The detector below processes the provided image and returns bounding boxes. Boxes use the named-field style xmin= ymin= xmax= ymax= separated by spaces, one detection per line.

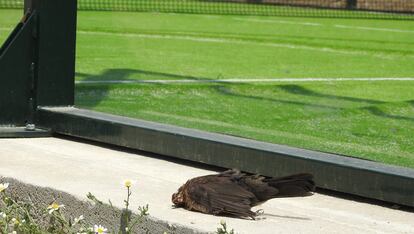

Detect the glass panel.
xmin=73 ymin=3 xmax=414 ymax=169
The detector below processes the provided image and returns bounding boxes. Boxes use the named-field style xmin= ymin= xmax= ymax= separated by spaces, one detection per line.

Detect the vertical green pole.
xmin=34 ymin=0 xmax=77 ymax=107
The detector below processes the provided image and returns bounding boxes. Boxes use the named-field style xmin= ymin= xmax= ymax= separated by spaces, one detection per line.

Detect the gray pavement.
xmin=0 ymin=137 xmax=413 ymax=234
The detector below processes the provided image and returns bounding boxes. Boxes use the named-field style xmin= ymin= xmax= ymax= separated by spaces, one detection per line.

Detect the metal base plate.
xmin=0 ymin=127 xmax=51 ymax=138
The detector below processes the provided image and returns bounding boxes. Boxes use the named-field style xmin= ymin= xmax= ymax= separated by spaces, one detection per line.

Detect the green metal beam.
xmin=0 ymin=12 xmax=36 ymax=126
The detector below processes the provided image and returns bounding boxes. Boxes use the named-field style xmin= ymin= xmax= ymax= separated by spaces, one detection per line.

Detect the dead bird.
xmin=172 ymin=169 xmax=315 ymax=219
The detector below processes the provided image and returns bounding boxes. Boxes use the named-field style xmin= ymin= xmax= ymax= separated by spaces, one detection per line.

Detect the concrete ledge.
xmin=37 ymin=106 xmax=414 ymax=207
xmin=1 ymin=137 xmax=414 ymax=234
xmin=0 ymin=177 xmax=201 ymax=234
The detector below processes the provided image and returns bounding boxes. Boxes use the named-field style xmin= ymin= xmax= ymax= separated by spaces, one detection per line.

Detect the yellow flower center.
xmin=97 ymin=227 xmax=105 ymax=233
xmin=48 ymin=202 xmax=60 ymax=210
xmin=124 ymin=180 xmax=132 ymax=188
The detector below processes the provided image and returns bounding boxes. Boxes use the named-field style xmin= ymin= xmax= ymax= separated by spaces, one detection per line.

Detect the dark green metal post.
xmin=34 ymin=0 xmax=77 ymax=107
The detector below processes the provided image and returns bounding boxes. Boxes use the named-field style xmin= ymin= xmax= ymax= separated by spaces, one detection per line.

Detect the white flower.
xmin=11 ymin=218 xmax=19 ymax=225
xmin=94 ymin=224 xmax=108 ymax=234
xmin=72 ymin=215 xmax=84 ymax=226
xmin=0 ymin=183 xmax=9 ymax=192
xmin=125 ymin=227 xmax=129 ymax=232
xmin=47 ymin=202 xmax=65 ymax=214
xmin=123 ymin=179 xmax=135 ymax=188
xmin=220 ymin=220 xmax=226 ymax=226
xmin=75 ymin=215 xmax=84 ymax=222
xmin=0 ymin=212 xmax=6 ymax=218
xmin=9 ymin=231 xmax=17 ymax=234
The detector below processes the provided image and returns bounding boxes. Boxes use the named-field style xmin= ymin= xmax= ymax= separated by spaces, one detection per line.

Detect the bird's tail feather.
xmin=265 ymin=173 xmax=315 ymax=197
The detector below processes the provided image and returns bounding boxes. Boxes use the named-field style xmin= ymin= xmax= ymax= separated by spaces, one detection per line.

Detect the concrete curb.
xmin=0 ymin=176 xmax=205 ymax=234
xmin=37 ymin=106 xmax=414 ymax=207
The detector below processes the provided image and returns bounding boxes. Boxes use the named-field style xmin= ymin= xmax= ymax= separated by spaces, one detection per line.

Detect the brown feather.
xmin=172 ymin=169 xmax=315 ymax=219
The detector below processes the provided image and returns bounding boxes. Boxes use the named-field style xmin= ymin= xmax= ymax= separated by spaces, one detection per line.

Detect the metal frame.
xmin=0 ymin=0 xmax=76 ymax=126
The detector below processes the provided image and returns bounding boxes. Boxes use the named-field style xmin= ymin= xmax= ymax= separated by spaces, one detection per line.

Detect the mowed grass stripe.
xmin=5 ymin=10 xmax=414 ymax=81
xmin=333 ymin=25 xmax=414 ymax=33
xmin=233 ymin=17 xmax=414 ymax=33
xmin=77 ymin=30 xmax=414 ymax=60
xmin=76 ymin=78 xmax=414 ymax=84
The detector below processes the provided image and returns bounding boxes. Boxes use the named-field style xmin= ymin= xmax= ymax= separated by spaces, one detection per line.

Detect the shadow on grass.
xmin=278 ymin=84 xmax=384 ymax=105
xmin=363 ymin=106 xmax=414 ymax=122
xmin=75 ymin=68 xmax=226 ymax=108
xmin=214 ymin=85 xmax=344 ymax=110
xmin=277 ymin=85 xmax=414 ymax=121
xmin=76 ymin=69 xmax=209 ymax=81
xmin=75 ymin=68 xmax=414 ymax=122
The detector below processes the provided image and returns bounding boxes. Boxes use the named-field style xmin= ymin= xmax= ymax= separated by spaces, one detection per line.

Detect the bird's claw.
xmin=255 ymin=209 xmax=264 ymax=215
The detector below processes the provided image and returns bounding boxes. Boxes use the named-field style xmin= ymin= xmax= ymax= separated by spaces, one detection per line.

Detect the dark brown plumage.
xmin=172 ymin=169 xmax=315 ymax=219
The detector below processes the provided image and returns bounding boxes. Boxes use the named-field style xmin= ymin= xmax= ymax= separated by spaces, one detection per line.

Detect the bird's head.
xmin=172 ymin=186 xmax=184 ymax=207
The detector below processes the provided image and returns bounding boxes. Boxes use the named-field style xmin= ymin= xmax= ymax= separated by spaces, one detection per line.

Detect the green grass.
xmin=72 ymin=11 xmax=414 ymax=79
xmin=1 ymin=9 xmax=414 ymax=168
xmin=76 ymin=82 xmax=414 ymax=168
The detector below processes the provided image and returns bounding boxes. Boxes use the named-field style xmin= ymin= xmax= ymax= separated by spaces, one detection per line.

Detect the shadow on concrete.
xmin=262 ymin=213 xmax=311 ymax=221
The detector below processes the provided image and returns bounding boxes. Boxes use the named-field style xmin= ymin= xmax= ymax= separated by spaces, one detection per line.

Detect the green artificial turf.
xmin=1 ymin=9 xmax=414 ymax=168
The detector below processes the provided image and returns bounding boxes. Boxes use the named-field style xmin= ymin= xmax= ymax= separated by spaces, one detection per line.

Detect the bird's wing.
xmin=186 ymin=177 xmax=257 ymax=218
